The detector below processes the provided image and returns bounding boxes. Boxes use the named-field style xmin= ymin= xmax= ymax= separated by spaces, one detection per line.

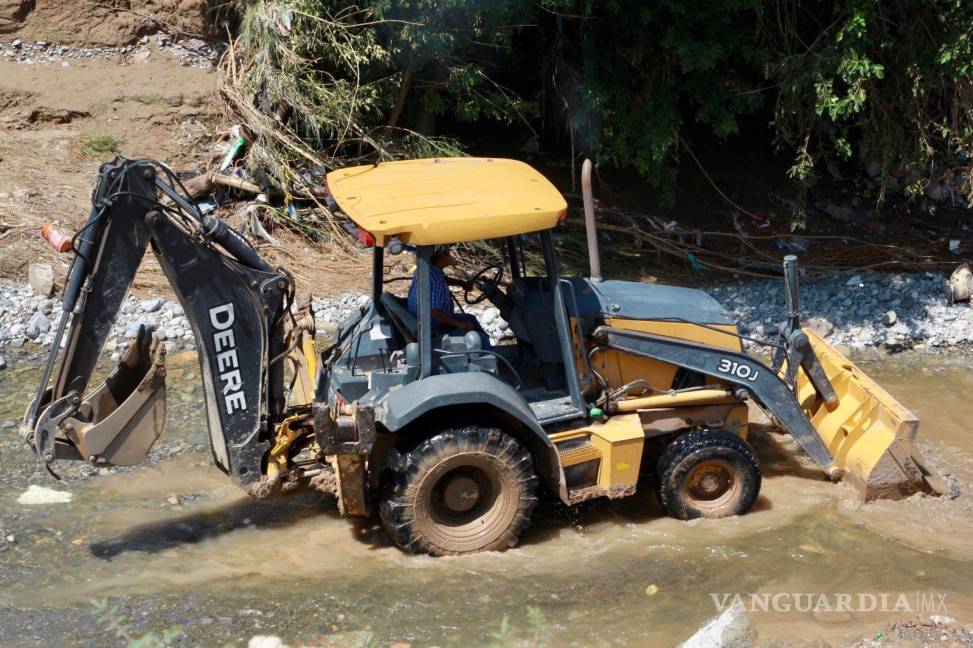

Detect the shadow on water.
xmin=89 ymin=492 xmax=341 ymax=559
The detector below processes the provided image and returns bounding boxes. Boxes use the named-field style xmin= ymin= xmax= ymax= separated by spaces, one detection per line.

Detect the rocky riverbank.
xmin=1 ymin=269 xmax=970 ymax=369
xmin=0 ymin=34 xmax=223 ymax=69
xmin=713 ymin=270 xmax=973 ymax=352
xmin=0 ymin=279 xmax=372 ymax=366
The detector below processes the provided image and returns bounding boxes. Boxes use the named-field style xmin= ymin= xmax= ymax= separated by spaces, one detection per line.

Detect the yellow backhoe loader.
xmin=22 ymin=156 xmax=945 ymax=555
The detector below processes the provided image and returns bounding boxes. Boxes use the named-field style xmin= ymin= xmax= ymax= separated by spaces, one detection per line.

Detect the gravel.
xmin=0 ymin=280 xmax=366 ymax=356
xmin=2 ymin=269 xmax=970 ymax=359
xmin=0 ymin=34 xmax=224 ymax=69
xmin=710 ymin=270 xmax=973 ymax=352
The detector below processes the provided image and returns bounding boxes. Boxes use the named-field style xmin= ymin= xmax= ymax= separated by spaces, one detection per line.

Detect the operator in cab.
xmin=407 ymin=246 xmax=492 ymax=349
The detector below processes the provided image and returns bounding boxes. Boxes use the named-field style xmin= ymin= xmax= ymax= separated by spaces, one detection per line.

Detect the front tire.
xmin=656 ymin=429 xmax=761 ymax=520
xmin=380 ymin=425 xmax=538 ymax=555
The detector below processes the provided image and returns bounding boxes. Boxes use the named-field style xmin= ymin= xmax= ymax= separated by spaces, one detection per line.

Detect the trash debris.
xmin=678 ymin=603 xmax=755 ymax=648
xmin=750 ymin=210 xmax=771 ymax=229
xmin=945 ymin=264 xmax=972 ymax=303
xmin=212 ymin=173 xmax=262 ymax=195
xmin=17 ymin=485 xmax=73 ymax=505
xmin=41 ymin=222 xmax=72 ymax=253
xmin=777 ymin=238 xmax=809 ymax=253
xmin=240 ymin=203 xmax=279 ymax=246
xmin=845 ymin=275 xmax=863 ymax=287
xmin=219 ymin=125 xmax=247 ymax=172
xmin=196 ymin=197 xmax=219 ymax=215
xmin=28 ymin=263 xmax=54 ymax=297
xmin=882 ymin=310 xmax=897 ymax=326
xmin=949 ymin=239 xmax=961 ymax=254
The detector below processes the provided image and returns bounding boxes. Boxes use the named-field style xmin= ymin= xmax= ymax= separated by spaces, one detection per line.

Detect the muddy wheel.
xmin=379 ymin=425 xmax=538 ymax=556
xmin=656 ymin=429 xmax=761 ymax=520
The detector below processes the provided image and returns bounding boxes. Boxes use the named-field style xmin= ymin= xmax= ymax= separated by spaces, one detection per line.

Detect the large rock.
xmin=26 ymin=311 xmax=50 ymax=339
xmin=678 ymin=604 xmax=754 ymax=648
xmin=28 ymin=262 xmax=54 ymax=297
xmin=140 ymin=297 xmax=164 ymax=313
xmin=17 ymin=484 xmax=73 ymax=505
xmin=248 ymin=637 xmax=284 ymax=648
xmin=804 ymin=316 xmax=834 ymax=339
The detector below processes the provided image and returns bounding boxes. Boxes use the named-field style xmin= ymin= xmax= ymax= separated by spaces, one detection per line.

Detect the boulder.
xmin=17 ymin=485 xmax=73 ymax=505
xmin=678 ymin=604 xmax=754 ymax=648
xmin=26 ymin=311 xmax=50 ymax=339
xmin=248 ymin=637 xmax=284 ymax=648
xmin=804 ymin=316 xmax=834 ymax=338
xmin=140 ymin=297 xmax=165 ymax=313
xmin=28 ymin=263 xmax=54 ymax=297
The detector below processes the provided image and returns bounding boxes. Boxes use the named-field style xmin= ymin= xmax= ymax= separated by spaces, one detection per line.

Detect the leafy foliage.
xmin=489 ymin=605 xmax=549 ymax=647
xmin=80 ymin=135 xmax=124 ymax=159
xmin=536 ymin=0 xmax=766 ymax=201
xmin=220 ymin=1 xmax=973 ymax=213
xmin=90 ymin=598 xmax=182 ymax=648
xmin=764 ymin=0 xmax=973 ymax=210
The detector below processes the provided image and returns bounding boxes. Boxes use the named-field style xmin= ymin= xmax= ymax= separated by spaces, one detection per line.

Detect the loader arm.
xmin=592 ymin=322 xmax=945 ymax=499
xmin=591 ymin=326 xmax=837 ymax=473
xmin=24 ymin=157 xmax=291 ymax=486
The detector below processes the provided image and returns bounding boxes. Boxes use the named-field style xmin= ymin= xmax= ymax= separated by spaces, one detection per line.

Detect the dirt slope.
xmin=0 ymin=54 xmax=217 ymax=289
xmin=0 ymin=0 xmax=212 ymax=45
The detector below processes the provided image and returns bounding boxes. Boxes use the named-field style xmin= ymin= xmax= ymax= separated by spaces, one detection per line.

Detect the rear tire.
xmin=379 ymin=425 xmax=538 ymax=556
xmin=656 ymin=429 xmax=761 ymax=520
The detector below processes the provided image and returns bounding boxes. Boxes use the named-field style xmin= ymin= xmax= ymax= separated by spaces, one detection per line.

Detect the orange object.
xmin=42 ymin=223 xmax=72 ymax=253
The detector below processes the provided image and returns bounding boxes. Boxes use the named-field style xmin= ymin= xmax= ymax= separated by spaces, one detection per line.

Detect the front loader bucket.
xmin=60 ymin=327 xmax=167 ymax=467
xmin=795 ymin=328 xmax=947 ymax=500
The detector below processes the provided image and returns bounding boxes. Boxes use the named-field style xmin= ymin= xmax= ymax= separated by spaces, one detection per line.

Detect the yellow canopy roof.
xmin=326 ymin=157 xmax=567 ymax=246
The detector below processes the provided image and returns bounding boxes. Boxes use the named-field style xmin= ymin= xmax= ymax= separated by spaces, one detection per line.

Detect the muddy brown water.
xmin=1 ymin=351 xmax=972 ymax=647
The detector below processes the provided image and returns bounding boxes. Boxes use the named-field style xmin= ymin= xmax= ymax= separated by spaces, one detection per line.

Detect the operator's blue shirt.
xmin=408 ymin=264 xmax=453 ymax=316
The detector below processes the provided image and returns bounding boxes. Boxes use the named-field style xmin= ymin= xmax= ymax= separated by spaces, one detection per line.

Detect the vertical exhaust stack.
xmin=783 ymin=254 xmax=800 ymax=331
xmin=581 ymin=159 xmax=602 ymax=283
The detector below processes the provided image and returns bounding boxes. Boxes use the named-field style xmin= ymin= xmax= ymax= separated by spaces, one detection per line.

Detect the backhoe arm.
xmin=24 ymin=157 xmax=291 ymax=487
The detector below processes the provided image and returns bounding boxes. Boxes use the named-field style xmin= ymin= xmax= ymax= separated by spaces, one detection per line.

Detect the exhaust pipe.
xmin=783 ymin=254 xmax=800 ymax=330
xmin=581 ymin=159 xmax=602 ymax=283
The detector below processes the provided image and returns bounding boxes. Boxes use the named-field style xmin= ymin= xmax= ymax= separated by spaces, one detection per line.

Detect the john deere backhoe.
xmin=22 ymin=156 xmax=945 ymax=555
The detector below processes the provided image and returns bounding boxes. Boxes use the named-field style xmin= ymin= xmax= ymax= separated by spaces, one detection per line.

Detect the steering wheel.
xmin=464 ymin=263 xmax=504 ymax=305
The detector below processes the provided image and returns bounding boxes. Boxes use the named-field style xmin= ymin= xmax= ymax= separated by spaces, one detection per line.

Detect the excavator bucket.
xmin=794 ymin=327 xmax=947 ymax=500
xmin=58 ymin=327 xmax=167 ymax=467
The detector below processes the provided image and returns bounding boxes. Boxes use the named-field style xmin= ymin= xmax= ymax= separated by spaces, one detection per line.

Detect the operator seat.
xmin=380 ymin=293 xmax=417 ymax=343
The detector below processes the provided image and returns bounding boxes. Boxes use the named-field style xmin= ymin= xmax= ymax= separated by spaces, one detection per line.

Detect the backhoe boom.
xmin=23 ymin=157 xmax=290 ymax=486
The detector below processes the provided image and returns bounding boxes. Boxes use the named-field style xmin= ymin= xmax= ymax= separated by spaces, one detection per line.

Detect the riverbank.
xmin=1 ymin=267 xmax=970 ymax=366
xmin=714 ymin=270 xmax=973 ymax=352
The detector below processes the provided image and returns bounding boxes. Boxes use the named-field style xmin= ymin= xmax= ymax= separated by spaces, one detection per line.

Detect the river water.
xmin=0 ymin=351 xmax=971 ymax=646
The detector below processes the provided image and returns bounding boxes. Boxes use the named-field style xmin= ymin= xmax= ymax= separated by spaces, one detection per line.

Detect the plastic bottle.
xmin=41 ymin=222 xmax=72 ymax=253
xmin=219 ymin=125 xmax=247 ymax=172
